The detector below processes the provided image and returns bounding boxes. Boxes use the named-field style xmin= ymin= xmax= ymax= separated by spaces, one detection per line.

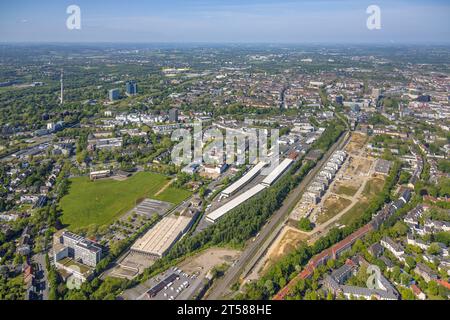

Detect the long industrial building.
xmin=221 ymin=162 xmax=267 ymax=198
xmin=206 ymin=184 xmax=267 ymax=223
xmin=261 ymin=158 xmax=293 ymax=187
xmin=130 ymin=210 xmax=198 ymax=259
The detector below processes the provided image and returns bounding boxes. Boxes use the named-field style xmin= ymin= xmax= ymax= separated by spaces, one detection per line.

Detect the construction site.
xmin=289 ymin=132 xmax=379 ymax=228
xmin=241 ymin=132 xmax=396 ymax=283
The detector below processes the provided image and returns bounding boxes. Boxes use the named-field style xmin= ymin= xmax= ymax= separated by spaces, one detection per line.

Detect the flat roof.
xmin=261 ymin=158 xmax=293 ymax=186
xmin=206 ymin=184 xmax=267 ymax=223
xmin=221 ymin=162 xmax=266 ymax=196
xmin=90 ymin=170 xmax=110 ymax=175
xmin=131 ymin=215 xmax=193 ymax=257
xmin=375 ymin=159 xmax=392 ymax=174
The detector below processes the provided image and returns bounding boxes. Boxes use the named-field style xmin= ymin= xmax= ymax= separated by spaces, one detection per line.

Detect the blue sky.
xmin=0 ymin=0 xmax=449 ymax=43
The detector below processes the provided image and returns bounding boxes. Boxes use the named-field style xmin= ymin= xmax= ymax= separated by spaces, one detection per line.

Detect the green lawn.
xmin=59 ymin=172 xmax=191 ymax=230
xmin=362 ymin=178 xmax=385 ymax=197
xmin=154 ymin=187 xmax=192 ymax=204
xmin=338 ymin=200 xmax=370 ymax=226
xmin=339 ymin=178 xmax=386 ymax=226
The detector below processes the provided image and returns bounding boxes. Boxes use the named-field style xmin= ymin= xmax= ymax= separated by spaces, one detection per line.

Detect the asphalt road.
xmin=32 ymin=253 xmax=49 ymax=300
xmin=206 ymin=131 xmax=350 ymax=300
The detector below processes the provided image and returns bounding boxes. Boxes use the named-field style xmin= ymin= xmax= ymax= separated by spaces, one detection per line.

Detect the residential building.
xmin=126 ymin=80 xmax=138 ymax=96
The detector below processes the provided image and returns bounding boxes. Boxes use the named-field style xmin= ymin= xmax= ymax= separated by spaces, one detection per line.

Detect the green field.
xmin=59 ymin=172 xmax=191 ymax=230
xmin=362 ymin=177 xmax=385 ymax=197
xmin=339 ymin=178 xmax=386 ymax=226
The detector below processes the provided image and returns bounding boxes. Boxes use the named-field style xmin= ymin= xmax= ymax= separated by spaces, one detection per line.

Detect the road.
xmin=206 ymin=131 xmax=350 ymax=300
xmin=32 ymin=253 xmax=49 ymax=300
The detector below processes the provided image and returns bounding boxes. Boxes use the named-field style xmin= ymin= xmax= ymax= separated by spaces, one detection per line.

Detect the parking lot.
xmin=120 ymin=248 xmax=239 ymax=300
xmin=139 ymin=267 xmax=200 ymax=300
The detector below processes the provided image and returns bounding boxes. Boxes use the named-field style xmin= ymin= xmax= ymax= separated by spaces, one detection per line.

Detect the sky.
xmin=0 ymin=0 xmax=449 ymax=43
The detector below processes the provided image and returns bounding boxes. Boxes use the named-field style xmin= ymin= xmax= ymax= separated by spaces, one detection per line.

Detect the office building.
xmin=126 ymin=80 xmax=138 ymax=96
xmin=109 ymin=88 xmax=120 ymax=101
xmin=54 ymin=231 xmax=102 ymax=267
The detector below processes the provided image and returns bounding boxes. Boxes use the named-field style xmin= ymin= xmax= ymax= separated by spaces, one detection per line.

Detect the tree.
xmin=298 ymin=218 xmax=313 ymax=231
xmin=438 ymin=284 xmax=449 ymax=299
xmin=326 ymin=259 xmax=336 ymax=270
xmin=400 ymin=288 xmax=415 ymax=300
xmin=405 ymin=256 xmax=416 ymax=269
xmin=427 ymin=281 xmax=438 ymax=296
xmin=76 ymin=150 xmax=88 ymax=164
xmin=391 ymin=221 xmax=408 ymax=237
xmin=264 ymin=280 xmax=275 ymax=296
xmin=400 ymin=273 xmax=412 ymax=286
xmin=326 ymin=291 xmax=333 ymax=300
xmin=437 ymin=160 xmax=450 ymax=174
xmin=198 ymin=187 xmax=206 ymax=199
xmin=427 ymin=243 xmax=441 ymax=256
xmin=391 ymin=266 xmax=401 ymax=283
xmin=398 ymin=171 xmax=412 ymax=184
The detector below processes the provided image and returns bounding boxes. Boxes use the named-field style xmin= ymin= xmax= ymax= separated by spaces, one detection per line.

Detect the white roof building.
xmin=221 ymin=162 xmax=267 ymax=198
xmin=206 ymin=184 xmax=267 ymax=223
xmin=261 ymin=159 xmax=293 ymax=187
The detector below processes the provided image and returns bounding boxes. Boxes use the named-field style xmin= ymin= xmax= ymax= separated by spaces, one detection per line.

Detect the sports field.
xmin=59 ymin=172 xmax=191 ymax=229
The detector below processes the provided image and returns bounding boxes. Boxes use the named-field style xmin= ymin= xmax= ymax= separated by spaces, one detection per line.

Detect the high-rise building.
xmin=169 ymin=108 xmax=179 ymax=123
xmin=109 ymin=88 xmax=120 ymax=101
xmin=126 ymin=80 xmax=138 ymax=96
xmin=60 ymin=69 xmax=64 ymax=105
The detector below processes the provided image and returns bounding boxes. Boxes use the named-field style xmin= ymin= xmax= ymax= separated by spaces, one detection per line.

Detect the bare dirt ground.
xmin=312 ymin=132 xmax=378 ymax=225
xmin=154 ymin=178 xmax=175 ymax=197
xmin=333 ymin=156 xmax=373 ymax=195
xmin=178 ymin=248 xmax=240 ymax=277
xmin=344 ymin=132 xmax=368 ymax=155
xmin=316 ymin=195 xmax=352 ymax=224
xmin=260 ymin=226 xmax=308 ymax=273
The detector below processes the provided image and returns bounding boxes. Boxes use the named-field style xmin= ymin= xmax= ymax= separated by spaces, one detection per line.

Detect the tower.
xmin=60 ymin=69 xmax=64 ymax=105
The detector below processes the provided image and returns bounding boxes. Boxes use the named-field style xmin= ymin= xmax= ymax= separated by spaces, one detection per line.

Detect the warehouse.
xmin=221 ymin=162 xmax=267 ymax=198
xmin=131 ymin=210 xmax=198 ymax=259
xmin=206 ymin=184 xmax=267 ymax=223
xmin=260 ymin=158 xmax=294 ymax=187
